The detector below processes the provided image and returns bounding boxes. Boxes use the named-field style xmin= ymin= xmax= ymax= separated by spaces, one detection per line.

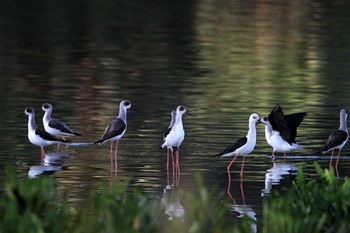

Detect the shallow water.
xmin=1 ymin=0 xmax=350 ymax=229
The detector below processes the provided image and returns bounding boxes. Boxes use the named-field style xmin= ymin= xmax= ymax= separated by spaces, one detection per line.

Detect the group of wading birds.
xmin=24 ymin=100 xmax=349 ymax=180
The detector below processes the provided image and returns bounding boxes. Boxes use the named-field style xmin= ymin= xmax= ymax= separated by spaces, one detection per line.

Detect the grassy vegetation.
xmin=0 ymin=164 xmax=349 ymax=232
xmin=263 ymin=162 xmax=350 ymax=233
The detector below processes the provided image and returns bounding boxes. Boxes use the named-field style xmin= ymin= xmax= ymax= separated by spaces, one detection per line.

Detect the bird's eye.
xmin=263 ymin=117 xmax=268 ymax=121
xmin=123 ymin=101 xmax=130 ymax=106
xmin=179 ymin=106 xmax=185 ymax=111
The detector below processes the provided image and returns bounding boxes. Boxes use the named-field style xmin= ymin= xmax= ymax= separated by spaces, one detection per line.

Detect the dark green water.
xmin=1 ymin=0 xmax=350 ymax=229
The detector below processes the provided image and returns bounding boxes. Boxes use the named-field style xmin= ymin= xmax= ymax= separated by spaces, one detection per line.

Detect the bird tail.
xmin=291 ymin=143 xmax=304 ymax=150
xmin=213 ymin=152 xmax=223 ymax=158
xmin=315 ymin=146 xmax=328 ymax=155
xmin=93 ymin=140 xmax=104 ymax=145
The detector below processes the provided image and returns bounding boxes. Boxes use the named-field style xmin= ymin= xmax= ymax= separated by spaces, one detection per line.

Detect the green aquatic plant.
xmin=0 ymin=168 xmax=247 ymax=233
xmin=73 ymin=179 xmax=164 ymax=233
xmin=2 ymin=163 xmax=347 ymax=233
xmin=0 ymin=167 xmax=71 ymax=233
xmin=263 ymin=162 xmax=350 ymax=233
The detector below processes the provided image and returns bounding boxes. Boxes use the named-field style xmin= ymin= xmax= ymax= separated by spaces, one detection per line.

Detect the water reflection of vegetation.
xmin=1 ymin=164 xmax=349 ymax=233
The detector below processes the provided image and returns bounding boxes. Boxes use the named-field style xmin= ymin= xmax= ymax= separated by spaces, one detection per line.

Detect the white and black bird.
xmin=42 ymin=103 xmax=82 ymax=139
xmin=321 ymin=108 xmax=348 ymax=174
xmin=160 ymin=105 xmax=193 ymax=167
xmin=94 ymin=100 xmax=132 ymax=166
xmin=215 ymin=113 xmax=261 ymax=180
xmin=163 ymin=109 xmax=176 ymax=142
xmin=162 ymin=109 xmax=176 ymax=167
xmin=260 ymin=104 xmax=306 ymax=160
xmin=25 ymin=107 xmax=67 ymax=156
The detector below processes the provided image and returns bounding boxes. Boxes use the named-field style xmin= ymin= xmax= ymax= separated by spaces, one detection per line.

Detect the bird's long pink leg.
xmin=171 ymin=148 xmax=175 ymax=166
xmin=166 ymin=148 xmax=169 ymax=168
xmin=171 ymin=149 xmax=175 ymax=186
xmin=271 ymin=152 xmax=275 ymax=161
xmin=240 ymin=178 xmax=246 ymax=205
xmin=329 ymin=149 xmax=335 ymax=168
xmin=110 ymin=141 xmax=114 ymax=168
xmin=283 ymin=153 xmax=287 ymax=161
xmin=226 ymin=180 xmax=236 ymax=205
xmin=335 ymin=149 xmax=341 ymax=178
xmin=176 ymin=150 xmax=181 ymax=185
xmin=40 ymin=147 xmax=46 ymax=156
xmin=166 ymin=156 xmax=170 ymax=186
xmin=227 ymin=154 xmax=238 ymax=182
xmin=40 ymin=147 xmax=46 ymax=164
xmin=240 ymin=156 xmax=246 ymax=178
xmin=114 ymin=140 xmax=119 ymax=168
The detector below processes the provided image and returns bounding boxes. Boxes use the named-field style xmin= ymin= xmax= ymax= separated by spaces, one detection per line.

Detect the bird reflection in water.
xmin=162 ymin=185 xmax=185 ymax=221
xmin=227 ymin=177 xmax=257 ymax=233
xmin=262 ymin=162 xmax=298 ymax=196
xmin=161 ymin=153 xmax=184 ymax=221
xmin=28 ymin=152 xmax=67 ymax=178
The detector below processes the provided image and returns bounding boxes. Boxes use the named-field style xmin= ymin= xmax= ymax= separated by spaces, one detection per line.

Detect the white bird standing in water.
xmin=260 ymin=104 xmax=306 ymax=160
xmin=161 ymin=105 xmax=193 ymax=169
xmin=25 ymin=107 xmax=67 ymax=156
xmin=215 ymin=113 xmax=261 ymax=180
xmin=162 ymin=109 xmax=176 ymax=167
xmin=42 ymin=103 xmax=82 ymax=140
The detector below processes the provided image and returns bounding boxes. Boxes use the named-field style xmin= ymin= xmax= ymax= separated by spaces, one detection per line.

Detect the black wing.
xmin=284 ymin=112 xmax=307 ymax=143
xmin=163 ymin=127 xmax=172 ymax=141
xmin=215 ymin=137 xmax=247 ymax=157
xmin=94 ymin=118 xmax=126 ymax=144
xmin=49 ymin=118 xmax=82 ymax=136
xmin=322 ymin=130 xmax=348 ymax=152
xmin=268 ymin=105 xmax=291 ymax=143
xmin=35 ymin=128 xmax=66 ymax=142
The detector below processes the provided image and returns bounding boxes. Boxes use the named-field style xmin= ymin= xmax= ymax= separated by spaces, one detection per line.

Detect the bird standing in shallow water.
xmin=161 ymin=105 xmax=193 ymax=177
xmin=321 ymin=109 xmax=348 ymax=177
xmin=94 ymin=100 xmax=132 ymax=168
xmin=162 ymin=109 xmax=176 ymax=168
xmin=216 ymin=113 xmax=261 ymax=181
xmin=25 ymin=107 xmax=67 ymax=159
xmin=260 ymin=104 xmax=306 ymax=160
xmin=42 ymin=103 xmax=81 ymax=148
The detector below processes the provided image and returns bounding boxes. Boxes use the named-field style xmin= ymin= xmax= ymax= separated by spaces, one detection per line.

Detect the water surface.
xmin=1 ymin=0 xmax=350 ymax=229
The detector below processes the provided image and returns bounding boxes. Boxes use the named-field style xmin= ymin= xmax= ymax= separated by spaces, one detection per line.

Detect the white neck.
xmin=43 ymin=109 xmax=52 ymax=123
xmin=28 ymin=114 xmax=37 ymax=132
xmin=118 ymin=106 xmax=127 ymax=121
xmin=175 ymin=112 xmax=183 ymax=123
xmin=247 ymin=121 xmax=257 ymax=142
xmin=339 ymin=114 xmax=348 ymax=132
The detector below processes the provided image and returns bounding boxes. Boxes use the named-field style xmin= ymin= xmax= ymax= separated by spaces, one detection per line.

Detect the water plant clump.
xmin=263 ymin=162 xmax=350 ymax=233
xmin=0 ymin=163 xmax=349 ymax=233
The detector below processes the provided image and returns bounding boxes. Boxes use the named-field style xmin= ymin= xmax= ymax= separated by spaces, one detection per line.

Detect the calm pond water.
xmin=1 ymin=0 xmax=350 ymax=230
